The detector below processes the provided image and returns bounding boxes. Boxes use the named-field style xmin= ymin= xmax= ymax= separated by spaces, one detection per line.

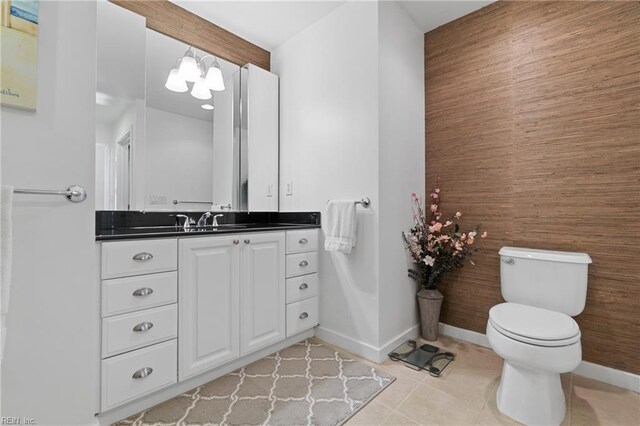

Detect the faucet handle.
xmin=212 ymin=214 xmax=224 ymax=227
xmin=175 ymin=214 xmax=193 ymax=230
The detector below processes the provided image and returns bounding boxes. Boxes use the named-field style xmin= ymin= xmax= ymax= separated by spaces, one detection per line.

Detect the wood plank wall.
xmin=111 ymin=0 xmax=270 ymax=70
xmin=425 ymin=1 xmax=640 ymax=374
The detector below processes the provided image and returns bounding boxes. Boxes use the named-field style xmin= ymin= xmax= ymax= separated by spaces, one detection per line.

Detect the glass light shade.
xmin=165 ymin=67 xmax=188 ymax=93
xmin=191 ymin=77 xmax=212 ymax=100
xmin=178 ymin=49 xmax=200 ymax=82
xmin=205 ymin=64 xmax=225 ymax=91
xmin=201 ymin=104 xmax=214 ymax=110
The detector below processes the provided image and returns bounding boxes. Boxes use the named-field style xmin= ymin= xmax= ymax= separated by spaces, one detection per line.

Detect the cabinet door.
xmin=241 ymin=64 xmax=279 ymax=212
xmin=179 ymin=236 xmax=240 ymax=380
xmin=240 ymin=232 xmax=286 ymax=355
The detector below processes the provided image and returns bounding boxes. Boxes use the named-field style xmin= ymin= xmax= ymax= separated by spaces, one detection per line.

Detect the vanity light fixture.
xmin=201 ymin=104 xmax=214 ymax=110
xmin=165 ymin=46 xmax=226 ymax=99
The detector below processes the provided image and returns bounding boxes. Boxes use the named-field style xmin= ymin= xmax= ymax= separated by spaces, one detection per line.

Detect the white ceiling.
xmin=398 ymin=1 xmax=495 ymax=33
xmin=172 ymin=1 xmax=346 ymax=51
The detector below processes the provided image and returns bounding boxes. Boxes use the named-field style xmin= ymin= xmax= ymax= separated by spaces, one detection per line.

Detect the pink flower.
xmin=455 ymin=242 xmax=463 ymax=251
xmin=444 ymin=220 xmax=452 ymax=227
xmin=430 ymin=192 xmax=438 ymax=199
xmin=435 ymin=188 xmax=440 ymax=193
xmin=423 ymin=255 xmax=435 ymax=266
xmin=430 ymin=204 xmax=438 ymax=212
xmin=428 ymin=222 xmax=443 ymax=233
xmin=427 ymin=234 xmax=434 ymax=241
xmin=411 ymin=192 xmax=418 ymax=199
xmin=467 ymin=238 xmax=475 ymax=245
xmin=455 ymin=212 xmax=462 ymax=218
xmin=481 ymin=231 xmax=488 ymax=239
xmin=460 ymin=233 xmax=467 ymax=241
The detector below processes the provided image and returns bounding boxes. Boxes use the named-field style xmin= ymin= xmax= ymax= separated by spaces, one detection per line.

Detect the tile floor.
xmin=325 ymin=335 xmax=640 ymax=426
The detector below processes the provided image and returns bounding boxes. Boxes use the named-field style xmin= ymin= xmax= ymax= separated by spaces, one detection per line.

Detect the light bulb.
xmin=201 ymin=104 xmax=214 ymax=110
xmin=191 ymin=77 xmax=212 ymax=100
xmin=178 ymin=48 xmax=200 ymax=82
xmin=205 ymin=61 xmax=225 ymax=91
xmin=165 ymin=67 xmax=188 ymax=93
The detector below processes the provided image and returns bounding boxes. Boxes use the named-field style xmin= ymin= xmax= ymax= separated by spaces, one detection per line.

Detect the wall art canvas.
xmin=1 ymin=0 xmax=39 ymax=110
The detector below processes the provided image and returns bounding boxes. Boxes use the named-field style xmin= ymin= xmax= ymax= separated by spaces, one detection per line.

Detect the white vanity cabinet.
xmin=178 ymin=231 xmax=285 ymax=381
xmin=100 ymin=238 xmax=178 ymax=411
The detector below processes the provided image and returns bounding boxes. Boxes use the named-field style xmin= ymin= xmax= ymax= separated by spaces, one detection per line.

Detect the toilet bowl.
xmin=487 ymin=303 xmax=582 ymax=425
xmin=488 ymin=247 xmax=591 ymax=426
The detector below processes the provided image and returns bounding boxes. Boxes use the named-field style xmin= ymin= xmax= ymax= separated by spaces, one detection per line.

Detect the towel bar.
xmin=14 ymin=185 xmax=87 ymax=203
xmin=327 ymin=197 xmax=371 ymax=208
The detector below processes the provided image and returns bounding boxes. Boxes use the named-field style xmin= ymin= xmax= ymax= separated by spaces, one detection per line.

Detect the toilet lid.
xmin=489 ymin=303 xmax=580 ymax=346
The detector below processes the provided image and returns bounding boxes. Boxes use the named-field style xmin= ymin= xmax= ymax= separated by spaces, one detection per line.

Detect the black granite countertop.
xmin=96 ymin=211 xmax=321 ymax=241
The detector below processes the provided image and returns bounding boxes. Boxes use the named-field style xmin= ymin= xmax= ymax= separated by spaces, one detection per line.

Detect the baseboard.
xmin=316 ymin=324 xmax=420 ymax=364
xmin=438 ymin=322 xmax=640 ymax=393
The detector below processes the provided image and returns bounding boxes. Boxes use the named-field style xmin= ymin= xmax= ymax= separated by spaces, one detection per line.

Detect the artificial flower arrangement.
xmin=403 ymin=185 xmax=487 ymax=290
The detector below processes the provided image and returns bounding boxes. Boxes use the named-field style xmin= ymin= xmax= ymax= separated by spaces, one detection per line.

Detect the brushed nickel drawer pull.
xmin=233 ymin=240 xmax=240 ymax=245
xmin=299 ymin=312 xmax=309 ymax=319
xmin=132 ymin=322 xmax=154 ymax=332
xmin=299 ymin=238 xmax=309 ymax=244
xmin=244 ymin=239 xmax=251 ymax=244
xmin=132 ymin=287 xmax=154 ymax=297
xmin=299 ymin=283 xmax=309 ymax=290
xmin=132 ymin=252 xmax=153 ymax=261
xmin=299 ymin=260 xmax=308 ymax=267
xmin=132 ymin=367 xmax=153 ymax=379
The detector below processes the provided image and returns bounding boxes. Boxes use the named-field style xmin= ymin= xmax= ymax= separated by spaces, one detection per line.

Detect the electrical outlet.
xmin=149 ymin=195 xmax=167 ymax=205
xmin=285 ymin=181 xmax=293 ymax=196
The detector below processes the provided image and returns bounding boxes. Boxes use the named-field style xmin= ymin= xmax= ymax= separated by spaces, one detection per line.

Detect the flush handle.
xmin=299 ymin=260 xmax=308 ymax=267
xmin=299 ymin=238 xmax=309 ymax=244
xmin=133 ymin=252 xmax=153 ymax=261
xmin=132 ymin=322 xmax=154 ymax=332
xmin=299 ymin=312 xmax=309 ymax=319
xmin=132 ymin=287 xmax=154 ymax=297
xmin=132 ymin=367 xmax=153 ymax=379
xmin=502 ymin=257 xmax=515 ymax=265
xmin=299 ymin=283 xmax=309 ymax=290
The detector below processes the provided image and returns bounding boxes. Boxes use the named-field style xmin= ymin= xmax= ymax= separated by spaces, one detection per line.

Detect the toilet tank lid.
xmin=499 ymin=247 xmax=592 ymax=264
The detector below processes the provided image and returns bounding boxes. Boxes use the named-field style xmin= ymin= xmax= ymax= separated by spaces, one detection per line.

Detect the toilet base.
xmin=496 ymin=361 xmax=566 ymax=426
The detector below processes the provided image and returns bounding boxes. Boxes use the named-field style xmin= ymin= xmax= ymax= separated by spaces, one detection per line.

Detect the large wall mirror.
xmin=95 ymin=1 xmax=278 ymax=212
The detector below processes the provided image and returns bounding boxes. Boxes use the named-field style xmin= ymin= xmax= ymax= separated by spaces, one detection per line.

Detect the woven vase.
xmin=417 ymin=288 xmax=444 ymax=341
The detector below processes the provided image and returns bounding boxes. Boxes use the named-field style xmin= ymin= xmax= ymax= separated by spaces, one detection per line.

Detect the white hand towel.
xmin=1 ymin=185 xmax=13 ymax=362
xmin=323 ymin=200 xmax=357 ymax=253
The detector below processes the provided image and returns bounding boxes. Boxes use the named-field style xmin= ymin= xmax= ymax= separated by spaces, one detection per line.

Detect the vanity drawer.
xmin=101 ymin=339 xmax=177 ymax=411
xmin=286 ymin=297 xmax=319 ymax=337
xmin=286 ymin=229 xmax=318 ymax=254
xmin=102 ymin=304 xmax=177 ymax=358
xmin=286 ymin=252 xmax=318 ymax=278
xmin=102 ymin=272 xmax=177 ymax=317
xmin=102 ymin=238 xmax=177 ymax=279
xmin=286 ymin=274 xmax=318 ymax=304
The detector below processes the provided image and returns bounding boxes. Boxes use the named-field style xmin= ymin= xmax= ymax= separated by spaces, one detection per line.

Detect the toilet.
xmin=487 ymin=247 xmax=592 ymax=426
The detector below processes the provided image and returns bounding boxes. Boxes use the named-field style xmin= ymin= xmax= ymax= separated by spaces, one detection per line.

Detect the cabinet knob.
xmin=299 ymin=260 xmax=308 ymax=267
xmin=502 ymin=257 xmax=515 ymax=265
xmin=233 ymin=240 xmax=240 ymax=245
xmin=132 ymin=367 xmax=153 ymax=379
xmin=132 ymin=322 xmax=154 ymax=332
xmin=299 ymin=238 xmax=309 ymax=244
xmin=299 ymin=312 xmax=309 ymax=319
xmin=244 ymin=239 xmax=251 ymax=244
xmin=132 ymin=287 xmax=153 ymax=297
xmin=132 ymin=252 xmax=153 ymax=261
xmin=299 ymin=283 xmax=309 ymax=290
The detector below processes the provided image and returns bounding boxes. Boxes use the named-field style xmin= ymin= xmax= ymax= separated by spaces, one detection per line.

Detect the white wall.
xmin=378 ymin=1 xmax=425 ymax=347
xmin=145 ymin=107 xmax=213 ymax=210
xmin=273 ymin=0 xmax=424 ymax=360
xmin=0 ymin=1 xmax=99 ymax=424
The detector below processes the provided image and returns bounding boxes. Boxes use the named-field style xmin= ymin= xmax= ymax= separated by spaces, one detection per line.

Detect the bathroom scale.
xmin=388 ymin=340 xmax=455 ymax=377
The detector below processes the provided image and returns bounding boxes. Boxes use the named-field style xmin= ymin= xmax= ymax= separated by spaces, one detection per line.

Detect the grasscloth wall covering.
xmin=425 ymin=1 xmax=640 ymax=374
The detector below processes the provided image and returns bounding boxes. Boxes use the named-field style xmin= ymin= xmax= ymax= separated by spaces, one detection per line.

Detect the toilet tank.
xmin=499 ymin=247 xmax=592 ymax=316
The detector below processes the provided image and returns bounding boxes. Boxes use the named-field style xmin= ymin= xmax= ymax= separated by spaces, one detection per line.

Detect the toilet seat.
xmin=489 ymin=303 xmax=580 ymax=347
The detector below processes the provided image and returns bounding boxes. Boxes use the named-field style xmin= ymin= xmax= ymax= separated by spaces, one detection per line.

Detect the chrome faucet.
xmin=212 ymin=214 xmax=223 ymax=227
xmin=197 ymin=211 xmax=212 ymax=227
xmin=175 ymin=214 xmax=195 ymax=231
